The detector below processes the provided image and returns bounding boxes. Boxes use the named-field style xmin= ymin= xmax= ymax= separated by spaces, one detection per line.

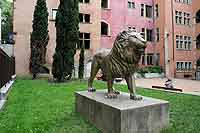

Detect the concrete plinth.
xmin=75 ymin=90 xmax=169 ymax=133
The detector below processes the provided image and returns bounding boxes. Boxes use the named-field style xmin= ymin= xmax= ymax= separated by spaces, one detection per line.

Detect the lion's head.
xmin=112 ymin=29 xmax=147 ymax=64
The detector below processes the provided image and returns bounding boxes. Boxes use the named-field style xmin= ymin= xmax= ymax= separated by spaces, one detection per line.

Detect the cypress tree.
xmin=78 ymin=45 xmax=84 ymax=79
xmin=30 ymin=0 xmax=49 ymax=79
xmin=52 ymin=0 xmax=79 ymax=82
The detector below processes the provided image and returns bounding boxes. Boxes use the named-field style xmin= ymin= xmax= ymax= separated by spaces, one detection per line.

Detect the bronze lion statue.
xmin=88 ymin=29 xmax=147 ymax=100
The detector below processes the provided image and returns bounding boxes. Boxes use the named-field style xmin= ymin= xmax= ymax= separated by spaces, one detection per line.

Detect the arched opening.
xmin=101 ymin=21 xmax=109 ymax=36
xmin=196 ymin=58 xmax=200 ymax=80
xmin=196 ymin=34 xmax=200 ymax=49
xmin=101 ymin=0 xmax=108 ymax=8
xmin=197 ymin=59 xmax=200 ymax=68
xmin=196 ymin=10 xmax=200 ymax=23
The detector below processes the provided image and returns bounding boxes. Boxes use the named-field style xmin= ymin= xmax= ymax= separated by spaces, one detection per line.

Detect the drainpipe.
xmin=171 ymin=0 xmax=175 ymax=77
xmin=0 ymin=8 xmax=1 ymax=44
xmin=152 ymin=0 xmax=157 ymax=66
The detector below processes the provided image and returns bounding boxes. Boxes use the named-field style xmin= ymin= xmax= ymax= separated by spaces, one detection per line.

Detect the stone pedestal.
xmin=75 ymin=90 xmax=169 ymax=133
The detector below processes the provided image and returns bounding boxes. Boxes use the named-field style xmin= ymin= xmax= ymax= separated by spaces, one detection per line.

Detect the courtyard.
xmin=1 ymin=0 xmax=200 ymax=132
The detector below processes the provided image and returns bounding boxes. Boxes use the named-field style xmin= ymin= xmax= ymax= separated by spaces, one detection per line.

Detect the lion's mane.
xmin=105 ymin=30 xmax=144 ymax=77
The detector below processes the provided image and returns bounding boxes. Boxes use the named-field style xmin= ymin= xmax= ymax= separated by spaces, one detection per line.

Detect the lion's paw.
xmin=113 ymin=89 xmax=120 ymax=95
xmin=130 ymin=95 xmax=142 ymax=101
xmin=88 ymin=88 xmax=96 ymax=92
xmin=106 ymin=93 xmax=118 ymax=99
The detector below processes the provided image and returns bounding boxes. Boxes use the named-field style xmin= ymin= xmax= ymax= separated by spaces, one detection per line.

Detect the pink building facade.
xmin=100 ymin=0 xmax=200 ymax=79
xmin=101 ymin=0 xmax=154 ymax=48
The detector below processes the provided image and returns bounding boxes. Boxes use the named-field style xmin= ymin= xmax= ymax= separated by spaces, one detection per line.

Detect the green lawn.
xmin=0 ymin=79 xmax=200 ymax=133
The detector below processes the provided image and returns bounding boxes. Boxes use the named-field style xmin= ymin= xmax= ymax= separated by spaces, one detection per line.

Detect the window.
xmin=196 ymin=10 xmax=200 ymax=23
xmin=188 ymin=37 xmax=192 ymax=50
xmin=101 ymin=22 xmax=109 ymax=36
xmin=184 ymin=12 xmax=187 ymax=25
xmin=184 ymin=36 xmax=187 ymax=49
xmin=175 ymin=0 xmax=192 ymax=5
xmin=141 ymin=54 xmax=159 ymax=65
xmin=176 ymin=62 xmax=192 ymax=71
xmin=146 ymin=5 xmax=153 ymax=18
xmin=141 ymin=55 xmax=145 ymax=65
xmin=141 ymin=28 xmax=153 ymax=42
xmin=155 ymin=53 xmax=160 ymax=65
xmin=175 ymin=11 xmax=182 ymax=24
xmin=176 ymin=35 xmax=192 ymax=50
xmin=79 ymin=0 xmax=90 ymax=3
xmin=156 ymin=28 xmax=160 ymax=42
xmin=186 ymin=13 xmax=190 ymax=25
xmin=147 ymin=54 xmax=153 ymax=65
xmin=196 ymin=34 xmax=200 ymax=49
xmin=176 ymin=35 xmax=180 ymax=49
xmin=141 ymin=4 xmax=153 ymax=18
xmin=79 ymin=33 xmax=91 ymax=49
xmin=155 ymin=4 xmax=159 ymax=18
xmin=128 ymin=1 xmax=135 ymax=9
xmin=146 ymin=29 xmax=153 ymax=41
xmin=52 ymin=9 xmax=57 ymax=20
xmin=175 ymin=10 xmax=190 ymax=25
xmin=79 ymin=13 xmax=90 ymax=23
xmin=179 ymin=11 xmax=182 ymax=24
xmin=141 ymin=28 xmax=145 ymax=40
xmin=141 ymin=4 xmax=144 ymax=17
xmin=180 ymin=36 xmax=183 ymax=49
xmin=175 ymin=11 xmax=179 ymax=24
xmin=101 ymin=0 xmax=108 ymax=8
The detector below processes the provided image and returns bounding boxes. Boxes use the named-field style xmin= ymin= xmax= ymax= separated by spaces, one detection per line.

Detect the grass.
xmin=0 ymin=79 xmax=200 ymax=133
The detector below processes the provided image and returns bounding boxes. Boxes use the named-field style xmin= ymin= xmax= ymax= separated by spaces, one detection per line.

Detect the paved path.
xmin=120 ymin=78 xmax=200 ymax=96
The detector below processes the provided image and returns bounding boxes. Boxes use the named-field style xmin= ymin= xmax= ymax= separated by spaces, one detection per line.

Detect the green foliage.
xmin=0 ymin=0 xmax=13 ymax=42
xmin=78 ymin=46 xmax=85 ymax=79
xmin=0 ymin=79 xmax=200 ymax=133
xmin=30 ymin=0 xmax=49 ymax=77
xmin=52 ymin=0 xmax=79 ymax=82
xmin=137 ymin=66 xmax=162 ymax=76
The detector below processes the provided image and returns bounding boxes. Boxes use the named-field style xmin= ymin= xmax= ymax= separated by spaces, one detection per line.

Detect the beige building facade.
xmin=13 ymin=0 xmax=101 ymax=76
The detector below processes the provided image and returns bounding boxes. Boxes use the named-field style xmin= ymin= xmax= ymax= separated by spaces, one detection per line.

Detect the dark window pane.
xmin=101 ymin=22 xmax=108 ymax=35
xmin=101 ymin=0 xmax=108 ymax=8
xmin=197 ymin=34 xmax=200 ymax=49
xmin=147 ymin=29 xmax=153 ymax=42
xmin=79 ymin=33 xmax=83 ymax=39
xmin=85 ymin=0 xmax=90 ymax=3
xmin=85 ymin=14 xmax=90 ymax=23
xmin=128 ymin=2 xmax=132 ymax=8
xmin=85 ymin=33 xmax=90 ymax=39
xmin=142 ymin=55 xmax=145 ymax=65
xmin=79 ymin=0 xmax=83 ymax=3
xmin=146 ymin=5 xmax=152 ymax=18
xmin=141 ymin=4 xmax=144 ymax=16
xmin=85 ymin=40 xmax=90 ymax=49
xmin=79 ymin=13 xmax=83 ymax=22
xmin=78 ymin=40 xmax=83 ymax=49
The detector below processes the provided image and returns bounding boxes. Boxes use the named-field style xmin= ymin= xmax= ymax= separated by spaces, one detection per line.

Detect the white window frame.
xmin=176 ymin=61 xmax=193 ymax=71
xmin=176 ymin=34 xmax=192 ymax=50
xmin=79 ymin=13 xmax=91 ymax=23
xmin=101 ymin=20 xmax=110 ymax=36
xmin=128 ymin=1 xmax=135 ymax=9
